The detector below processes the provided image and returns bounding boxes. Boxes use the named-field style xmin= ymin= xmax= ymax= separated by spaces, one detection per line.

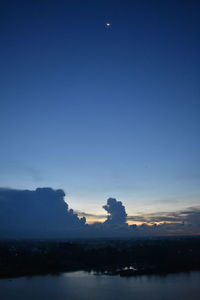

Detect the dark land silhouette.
xmin=0 ymin=237 xmax=200 ymax=279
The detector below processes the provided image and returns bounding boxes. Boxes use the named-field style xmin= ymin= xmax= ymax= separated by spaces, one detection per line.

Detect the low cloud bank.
xmin=0 ymin=187 xmax=199 ymax=238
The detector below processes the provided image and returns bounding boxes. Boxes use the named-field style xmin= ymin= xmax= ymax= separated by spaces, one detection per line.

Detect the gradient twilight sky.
xmin=0 ymin=0 xmax=200 ymax=220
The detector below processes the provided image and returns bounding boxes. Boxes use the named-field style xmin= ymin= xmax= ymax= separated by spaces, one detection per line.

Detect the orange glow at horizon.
xmin=85 ymin=218 xmax=177 ymax=226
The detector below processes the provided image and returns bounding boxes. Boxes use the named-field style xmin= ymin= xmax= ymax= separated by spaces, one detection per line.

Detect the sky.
xmin=0 ymin=0 xmax=200 ymax=223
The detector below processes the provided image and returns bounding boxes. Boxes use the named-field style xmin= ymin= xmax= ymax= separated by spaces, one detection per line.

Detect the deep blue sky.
xmin=0 ymin=0 xmax=200 ymax=218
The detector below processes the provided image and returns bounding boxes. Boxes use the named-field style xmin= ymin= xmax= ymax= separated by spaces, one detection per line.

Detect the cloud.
xmin=75 ymin=211 xmax=106 ymax=219
xmin=0 ymin=188 xmax=86 ymax=238
xmin=127 ymin=212 xmax=182 ymax=223
xmin=128 ymin=207 xmax=200 ymax=236
xmin=103 ymin=198 xmax=127 ymax=225
xmin=0 ymin=161 xmax=43 ymax=182
xmin=0 ymin=187 xmax=199 ymax=238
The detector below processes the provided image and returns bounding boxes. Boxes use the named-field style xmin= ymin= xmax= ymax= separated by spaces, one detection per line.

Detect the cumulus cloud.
xmin=103 ymin=198 xmax=127 ymax=225
xmin=0 ymin=187 xmax=199 ymax=238
xmin=0 ymin=188 xmax=86 ymax=238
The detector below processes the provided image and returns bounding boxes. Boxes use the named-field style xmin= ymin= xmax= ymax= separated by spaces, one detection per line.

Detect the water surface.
xmin=0 ymin=271 xmax=199 ymax=300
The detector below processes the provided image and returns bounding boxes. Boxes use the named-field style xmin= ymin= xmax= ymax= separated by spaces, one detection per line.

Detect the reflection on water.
xmin=0 ymin=271 xmax=199 ymax=300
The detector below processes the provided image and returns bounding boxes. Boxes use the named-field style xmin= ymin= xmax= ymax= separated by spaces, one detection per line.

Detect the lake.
xmin=0 ymin=271 xmax=199 ymax=300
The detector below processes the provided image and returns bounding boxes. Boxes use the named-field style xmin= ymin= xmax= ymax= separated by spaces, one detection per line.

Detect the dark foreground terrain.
xmin=0 ymin=237 xmax=200 ymax=278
